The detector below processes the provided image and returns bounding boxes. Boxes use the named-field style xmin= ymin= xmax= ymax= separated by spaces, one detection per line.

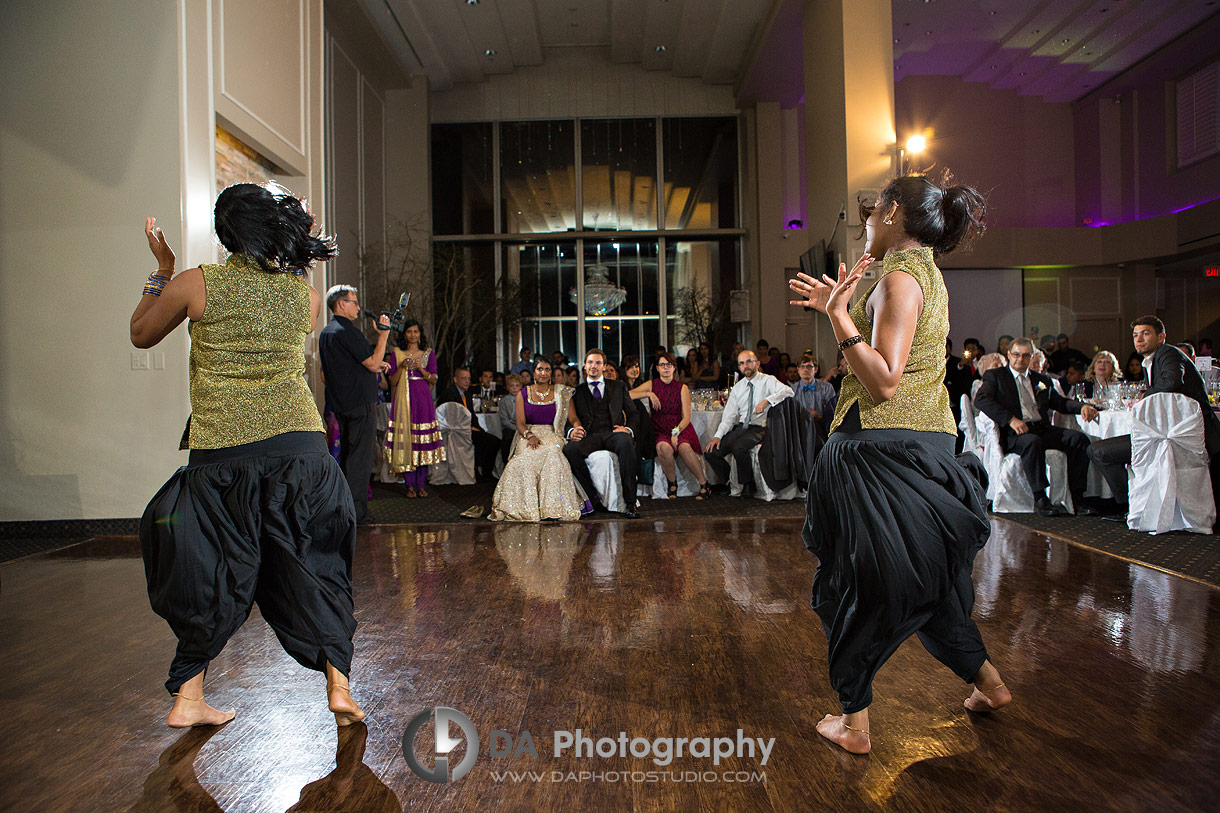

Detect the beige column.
xmin=802 ymin=0 xmax=895 ymax=363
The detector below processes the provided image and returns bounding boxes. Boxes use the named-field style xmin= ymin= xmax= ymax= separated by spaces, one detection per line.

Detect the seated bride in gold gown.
xmin=489 ymin=359 xmax=589 ymax=522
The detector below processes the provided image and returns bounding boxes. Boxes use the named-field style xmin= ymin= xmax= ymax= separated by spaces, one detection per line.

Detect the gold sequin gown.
xmin=489 ymin=386 xmax=585 ymax=522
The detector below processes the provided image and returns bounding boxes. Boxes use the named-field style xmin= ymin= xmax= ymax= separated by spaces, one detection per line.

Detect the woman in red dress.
xmin=629 ymin=351 xmax=710 ymax=499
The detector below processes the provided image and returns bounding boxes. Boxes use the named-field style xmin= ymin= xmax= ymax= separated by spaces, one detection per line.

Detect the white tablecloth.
xmin=691 ymin=409 xmax=722 ymax=448
xmin=476 ymin=413 xmax=503 ymax=437
xmin=1060 ymin=409 xmax=1132 ymax=440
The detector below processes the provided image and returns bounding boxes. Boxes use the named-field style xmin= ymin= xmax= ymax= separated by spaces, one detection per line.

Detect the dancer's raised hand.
xmin=145 ymin=217 xmax=176 ymax=274
xmin=789 ymin=253 xmax=873 ymax=315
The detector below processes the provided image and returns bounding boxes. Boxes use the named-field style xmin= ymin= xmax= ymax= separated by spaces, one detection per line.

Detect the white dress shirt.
xmin=714 ymin=372 xmax=793 ymax=438
xmin=1009 ymin=365 xmax=1042 ymax=422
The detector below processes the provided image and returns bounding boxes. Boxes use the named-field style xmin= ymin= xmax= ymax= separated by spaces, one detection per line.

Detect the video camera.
xmin=364 ymin=292 xmax=411 ymax=333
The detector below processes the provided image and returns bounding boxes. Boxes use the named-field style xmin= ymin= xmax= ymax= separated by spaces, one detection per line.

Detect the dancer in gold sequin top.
xmin=130 ymin=183 xmax=365 ymax=731
xmin=789 ymin=173 xmax=1009 ymax=755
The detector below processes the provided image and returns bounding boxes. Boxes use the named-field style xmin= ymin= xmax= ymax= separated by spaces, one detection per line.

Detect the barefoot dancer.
xmin=131 ymin=183 xmax=365 ymax=728
xmin=789 ymin=174 xmax=1010 ymax=755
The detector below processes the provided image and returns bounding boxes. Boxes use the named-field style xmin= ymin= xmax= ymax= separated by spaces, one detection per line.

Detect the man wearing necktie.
xmin=437 ymin=367 xmax=501 ymax=481
xmin=564 ymin=349 xmax=642 ymax=517
xmin=706 ymin=349 xmax=794 ymax=497
xmin=974 ymin=337 xmax=1098 ymax=516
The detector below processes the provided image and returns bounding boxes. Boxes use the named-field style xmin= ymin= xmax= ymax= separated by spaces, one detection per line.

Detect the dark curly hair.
xmin=859 ymin=171 xmax=986 ymax=257
xmin=213 ymin=182 xmax=337 ymax=273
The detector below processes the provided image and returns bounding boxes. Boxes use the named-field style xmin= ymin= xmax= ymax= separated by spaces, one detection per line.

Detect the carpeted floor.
xmin=996 ymin=510 xmax=1220 ymax=588
xmin=5 ymin=484 xmax=1219 ymax=589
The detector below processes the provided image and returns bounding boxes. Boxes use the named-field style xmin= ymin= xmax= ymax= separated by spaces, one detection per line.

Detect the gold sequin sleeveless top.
xmin=187 ymin=254 xmax=324 ymax=448
xmin=828 ymin=246 xmax=955 ymax=435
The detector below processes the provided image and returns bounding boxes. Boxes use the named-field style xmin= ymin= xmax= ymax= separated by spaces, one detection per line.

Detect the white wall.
xmin=940 ymin=269 xmax=1024 ymax=354
xmin=0 ymin=0 xmax=326 ymax=521
xmin=0 ymin=0 xmax=188 ymax=520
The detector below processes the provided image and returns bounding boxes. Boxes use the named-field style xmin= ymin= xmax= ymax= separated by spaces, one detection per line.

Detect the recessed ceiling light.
xmin=655 ymin=45 xmax=667 ymax=52
xmin=466 ymin=0 xmax=479 ymax=4
xmin=1062 ymin=38 xmax=1070 ymax=44
xmin=485 ymin=49 xmax=496 ymax=56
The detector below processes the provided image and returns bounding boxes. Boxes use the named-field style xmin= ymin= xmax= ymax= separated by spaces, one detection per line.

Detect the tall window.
xmin=432 ymin=117 xmax=743 ymax=373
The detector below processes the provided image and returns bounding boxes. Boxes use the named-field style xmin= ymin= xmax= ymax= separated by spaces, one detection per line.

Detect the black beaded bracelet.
xmin=838 ymin=334 xmax=866 ymax=351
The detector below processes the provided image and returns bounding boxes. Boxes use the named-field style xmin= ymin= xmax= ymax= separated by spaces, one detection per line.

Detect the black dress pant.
xmin=337 ymin=402 xmax=378 ymax=522
xmin=472 ymin=427 xmax=501 ymax=479
xmin=1000 ymin=421 xmax=1091 ymax=498
xmin=563 ymin=430 xmax=638 ymax=510
xmin=705 ymin=425 xmax=766 ymax=487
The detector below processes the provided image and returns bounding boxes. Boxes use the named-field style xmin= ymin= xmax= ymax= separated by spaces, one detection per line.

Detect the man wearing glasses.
xmin=705 ymin=349 xmax=794 ymax=498
xmin=974 ymin=336 xmax=1097 ymax=517
xmin=319 ymin=285 xmax=391 ymax=523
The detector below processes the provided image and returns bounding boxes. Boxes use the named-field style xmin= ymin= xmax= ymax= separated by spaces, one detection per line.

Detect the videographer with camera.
xmin=320 ymin=284 xmax=391 ymax=523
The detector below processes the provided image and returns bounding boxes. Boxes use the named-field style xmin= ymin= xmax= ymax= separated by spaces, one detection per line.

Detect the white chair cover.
xmin=1128 ymin=392 xmax=1215 ymax=534
xmin=429 ymin=402 xmax=476 ymax=485
xmin=728 ymin=447 xmax=800 ymax=502
xmin=959 ymin=395 xmax=984 ymax=463
xmin=585 ymin=450 xmax=625 ymax=513
xmin=651 ymin=455 xmax=702 ymax=498
xmin=973 ymin=408 xmax=1072 ymax=513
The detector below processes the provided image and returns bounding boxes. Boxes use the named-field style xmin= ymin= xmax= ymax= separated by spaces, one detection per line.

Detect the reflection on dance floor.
xmin=1 ymin=517 xmax=1218 ymax=810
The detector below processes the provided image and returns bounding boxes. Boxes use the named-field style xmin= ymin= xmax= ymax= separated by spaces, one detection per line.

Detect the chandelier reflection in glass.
xmin=570 ymin=264 xmax=628 ymax=316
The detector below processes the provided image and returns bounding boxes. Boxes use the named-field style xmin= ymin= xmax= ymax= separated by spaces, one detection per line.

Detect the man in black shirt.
xmin=319 ymin=285 xmax=390 ymax=523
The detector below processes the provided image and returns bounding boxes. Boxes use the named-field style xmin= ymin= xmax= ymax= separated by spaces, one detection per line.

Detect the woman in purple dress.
xmin=386 ymin=320 xmax=446 ymax=497
xmin=489 ymin=359 xmax=584 ymax=521
xmin=629 ymin=351 xmax=710 ymax=499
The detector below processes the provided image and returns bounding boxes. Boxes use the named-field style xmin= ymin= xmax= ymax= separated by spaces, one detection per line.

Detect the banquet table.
xmin=476 ymin=412 xmax=503 ymax=437
xmin=1056 ymin=409 xmax=1133 ymax=498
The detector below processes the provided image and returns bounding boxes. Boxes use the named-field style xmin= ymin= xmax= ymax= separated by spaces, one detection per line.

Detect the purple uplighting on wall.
xmin=1083 ymin=195 xmax=1220 ymax=227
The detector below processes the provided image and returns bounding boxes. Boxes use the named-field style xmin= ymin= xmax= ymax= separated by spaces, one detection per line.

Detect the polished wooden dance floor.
xmin=2 ymin=517 xmax=1219 ymax=811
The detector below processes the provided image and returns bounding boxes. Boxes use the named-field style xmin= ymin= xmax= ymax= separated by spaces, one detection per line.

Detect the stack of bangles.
xmin=838 ymin=334 xmax=866 ymax=351
xmin=143 ymin=271 xmax=172 ymax=297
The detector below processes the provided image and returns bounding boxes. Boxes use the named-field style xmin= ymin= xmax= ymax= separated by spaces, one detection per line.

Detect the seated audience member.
xmin=944 ymin=338 xmax=978 ymax=433
xmin=565 ymin=366 xmax=581 ymax=388
xmin=725 ymin=343 xmax=746 ymax=385
xmin=494 ymin=371 xmax=507 ymax=392
xmin=628 ymin=352 xmax=711 ymax=499
xmin=497 ymin=374 xmax=524 ymax=466
xmin=681 ymin=348 xmax=701 ymax=386
xmin=778 ymin=352 xmax=792 ymax=377
xmin=603 ymin=360 xmax=619 ymax=380
xmin=962 ymin=337 xmax=985 ymax=366
xmin=792 ymin=353 xmax=838 ymax=436
xmin=1062 ymin=360 xmax=1088 ymax=398
xmin=519 ymin=369 xmax=533 ymax=387
xmin=1049 ymin=333 xmax=1091 ymax=374
xmin=705 ymin=349 xmax=793 ymax=498
xmin=1088 ymin=317 xmax=1220 ymax=522
xmin=620 ymin=354 xmax=656 ymax=486
xmin=694 ymin=342 xmax=721 ymax=389
xmin=784 ymin=363 xmax=799 ymax=386
xmin=1124 ymin=351 xmax=1145 ymax=382
xmin=437 ymin=366 xmax=500 ymax=481
xmin=1080 ymin=351 xmax=1119 ymax=401
xmin=974 ymin=337 xmax=1099 ymax=516
xmin=477 ymin=368 xmax=505 ymax=401
xmin=1177 ymin=342 xmax=1196 ymax=362
xmin=825 ymin=350 xmax=849 ymax=393
xmin=1040 ymin=335 xmax=1057 ymax=358
xmin=755 ymin=339 xmax=777 ymax=376
xmin=996 ymin=335 xmax=1014 ymax=357
xmin=970 ymin=353 xmax=1006 ymax=397
xmin=551 ymin=350 xmax=567 ymax=370
xmin=510 ymin=346 xmax=534 ymax=376
xmin=563 ymin=349 xmax=642 ymax=517
xmin=1198 ymin=338 xmax=1214 ymax=357
xmin=1030 ymin=349 xmax=1054 ymax=382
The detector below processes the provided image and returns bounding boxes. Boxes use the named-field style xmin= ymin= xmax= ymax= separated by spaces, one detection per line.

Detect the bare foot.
xmin=815 ymin=714 xmax=871 ymax=755
xmin=328 ymin=684 xmax=365 ymax=726
xmin=166 ymin=696 xmax=235 ymax=728
xmin=964 ymin=682 xmax=1012 ymax=712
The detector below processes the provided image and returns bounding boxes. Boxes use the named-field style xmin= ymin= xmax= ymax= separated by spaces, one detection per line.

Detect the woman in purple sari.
xmin=386 ymin=320 xmax=446 ymax=496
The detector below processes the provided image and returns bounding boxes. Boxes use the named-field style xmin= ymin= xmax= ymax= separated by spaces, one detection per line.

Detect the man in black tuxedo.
xmin=975 ymin=337 xmax=1100 ymax=516
xmin=944 ymin=338 xmax=979 ymax=452
xmin=1088 ymin=316 xmax=1220 ymax=521
xmin=563 ymin=348 xmax=641 ymax=517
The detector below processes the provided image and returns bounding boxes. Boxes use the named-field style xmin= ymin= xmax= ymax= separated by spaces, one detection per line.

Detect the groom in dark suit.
xmin=564 ymin=348 xmax=642 ymax=517
xmin=974 ymin=337 xmax=1099 ymax=516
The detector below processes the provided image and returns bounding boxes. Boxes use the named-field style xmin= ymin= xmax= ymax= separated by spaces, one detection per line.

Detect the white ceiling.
xmin=361 ymin=0 xmax=1219 ymax=104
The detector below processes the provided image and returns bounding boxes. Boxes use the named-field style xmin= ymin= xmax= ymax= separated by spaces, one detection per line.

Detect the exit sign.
xmin=1207 ymin=266 xmax=1220 ymax=277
